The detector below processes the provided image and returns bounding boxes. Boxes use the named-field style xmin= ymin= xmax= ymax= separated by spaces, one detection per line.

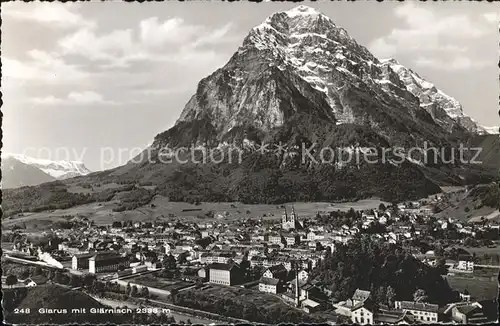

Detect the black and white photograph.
xmin=1 ymin=0 xmax=499 ymax=324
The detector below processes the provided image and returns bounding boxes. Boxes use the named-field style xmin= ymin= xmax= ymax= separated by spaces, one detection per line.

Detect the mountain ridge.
xmin=1 ymin=153 xmax=92 ymax=189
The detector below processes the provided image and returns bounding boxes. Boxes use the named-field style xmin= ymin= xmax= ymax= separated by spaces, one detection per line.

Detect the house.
xmin=350 ymin=289 xmax=374 ymax=325
xmin=258 ymin=277 xmax=281 ymax=294
xmin=459 ymin=291 xmax=471 ymax=302
xmin=394 ymin=300 xmax=439 ymax=323
xmin=352 ymin=289 xmax=371 ymax=304
xmin=457 ymin=260 xmax=474 ymax=272
xmin=209 ymin=263 xmax=243 ymax=286
xmin=351 ymin=300 xmax=374 ymax=325
xmin=298 ymin=270 xmax=309 ymax=282
xmin=443 ymin=302 xmax=487 ymax=324
xmin=24 ymin=275 xmax=48 ymax=287
xmin=284 ymin=235 xmax=299 ymax=246
xmin=374 ymin=308 xmax=416 ymax=324
xmin=198 ymin=267 xmax=209 ymax=281
xmin=302 ymin=298 xmax=322 ymax=313
xmin=132 ymin=265 xmax=148 ymax=274
xmin=263 ymin=264 xmax=288 ymax=281
xmin=268 ymin=235 xmax=283 ymax=245
xmin=145 ymin=259 xmax=162 ymax=269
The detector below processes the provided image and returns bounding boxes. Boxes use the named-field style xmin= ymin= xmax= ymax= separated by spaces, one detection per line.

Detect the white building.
xmin=395 ymin=301 xmax=439 ymax=323
xmin=298 ymin=270 xmax=309 ymax=282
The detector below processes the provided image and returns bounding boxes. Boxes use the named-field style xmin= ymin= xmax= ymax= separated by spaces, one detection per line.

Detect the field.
xmin=2 ymin=195 xmax=387 ymax=230
xmin=128 ymin=274 xmax=194 ymax=292
xmin=181 ymin=284 xmax=305 ymax=314
xmin=445 ymin=275 xmax=499 ymax=301
xmin=435 ymin=183 xmax=500 ymax=223
xmin=453 ymin=245 xmax=500 ymax=256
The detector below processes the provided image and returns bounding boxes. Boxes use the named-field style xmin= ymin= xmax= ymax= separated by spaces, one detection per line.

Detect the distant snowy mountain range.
xmin=482 ymin=126 xmax=499 ymax=135
xmin=1 ymin=153 xmax=91 ymax=189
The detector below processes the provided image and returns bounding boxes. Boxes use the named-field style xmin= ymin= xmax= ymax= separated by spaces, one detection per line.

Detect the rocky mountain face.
xmin=1 ymin=154 xmax=91 ymax=189
xmin=379 ymin=59 xmax=489 ymax=134
xmin=156 ymin=5 xmax=486 ymax=151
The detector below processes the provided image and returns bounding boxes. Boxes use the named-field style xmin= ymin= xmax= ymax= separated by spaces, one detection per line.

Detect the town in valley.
xmin=3 ymin=191 xmax=499 ymax=324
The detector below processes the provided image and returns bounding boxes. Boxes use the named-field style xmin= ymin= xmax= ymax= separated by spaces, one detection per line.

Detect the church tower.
xmin=290 ymin=206 xmax=296 ymax=225
xmin=282 ymin=207 xmax=288 ymax=225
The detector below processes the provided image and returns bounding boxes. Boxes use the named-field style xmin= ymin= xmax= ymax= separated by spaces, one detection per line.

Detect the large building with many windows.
xmin=208 ymin=263 xmax=242 ymax=286
xmin=88 ymin=252 xmax=128 ymax=274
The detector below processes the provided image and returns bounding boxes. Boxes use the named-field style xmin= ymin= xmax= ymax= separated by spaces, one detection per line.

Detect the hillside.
xmin=1 ymin=156 xmax=56 ymax=189
xmin=3 ymin=284 xmax=127 ymax=324
xmin=435 ymin=182 xmax=500 ymax=222
xmin=1 ymin=153 xmax=92 ymax=189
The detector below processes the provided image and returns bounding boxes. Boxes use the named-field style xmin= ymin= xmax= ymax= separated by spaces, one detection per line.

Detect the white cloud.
xmin=58 ymin=17 xmax=235 ymax=67
xmin=58 ymin=27 xmax=135 ymax=61
xmin=4 ymin=6 xmax=238 ymax=109
xmin=369 ymin=2 xmax=489 ymax=58
xmin=139 ymin=17 xmax=200 ymax=47
xmin=415 ymin=56 xmax=491 ymax=71
xmin=31 ymin=91 xmax=116 ymax=106
xmin=31 ymin=95 xmax=66 ymax=105
xmin=3 ymin=2 xmax=95 ymax=29
xmin=483 ymin=12 xmax=500 ymax=23
xmin=3 ymin=50 xmax=90 ymax=83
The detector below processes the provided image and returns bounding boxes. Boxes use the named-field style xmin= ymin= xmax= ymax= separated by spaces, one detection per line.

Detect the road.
xmin=475 ymin=264 xmax=500 ymax=269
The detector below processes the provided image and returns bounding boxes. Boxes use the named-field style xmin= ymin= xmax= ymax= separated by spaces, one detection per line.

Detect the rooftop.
xmin=209 ymin=263 xmax=239 ymax=271
xmin=399 ymin=300 xmax=439 ymax=312
xmin=260 ymin=277 xmax=280 ymax=286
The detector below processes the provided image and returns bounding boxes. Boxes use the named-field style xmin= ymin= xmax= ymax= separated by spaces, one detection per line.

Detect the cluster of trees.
xmin=316 ymin=208 xmax=362 ymax=228
xmin=2 ymin=232 xmax=24 ymax=243
xmin=145 ymin=139 xmax=441 ymax=205
xmin=125 ymin=282 xmax=150 ymax=298
xmin=173 ymin=288 xmax=323 ymax=324
xmin=112 ymin=187 xmax=155 ymax=212
xmin=2 ymin=262 xmax=47 ymax=280
xmin=309 ymin=235 xmax=459 ymax=305
xmin=469 ymin=183 xmax=500 ymax=209
xmin=3 ymin=183 xmax=136 ymax=217
xmin=2 ymin=262 xmax=100 ymax=291
xmin=5 ymin=274 xmax=19 ymax=287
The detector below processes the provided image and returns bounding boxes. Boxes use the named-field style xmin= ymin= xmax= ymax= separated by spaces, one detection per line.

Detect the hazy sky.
xmin=2 ymin=1 xmax=499 ymax=171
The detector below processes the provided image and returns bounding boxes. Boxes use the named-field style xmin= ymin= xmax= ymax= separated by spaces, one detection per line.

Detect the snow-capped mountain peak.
xmin=285 ymin=5 xmax=322 ymax=18
xmin=174 ymin=5 xmax=489 ymax=147
xmin=379 ymin=58 xmax=485 ymax=133
xmin=2 ymin=153 xmax=91 ymax=179
xmin=481 ymin=126 xmax=500 ymax=135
